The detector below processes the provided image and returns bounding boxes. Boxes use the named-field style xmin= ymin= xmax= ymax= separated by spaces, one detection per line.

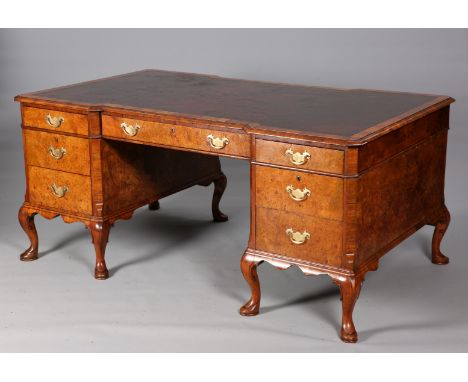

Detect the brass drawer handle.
xmin=207 ymin=134 xmax=229 ymax=149
xmin=50 ymin=184 xmax=68 ymax=198
xmin=286 ymin=185 xmax=311 ymax=202
xmin=120 ymin=122 xmax=140 ymax=137
xmin=45 ymin=114 xmax=65 ymax=128
xmin=48 ymin=146 xmax=67 ymax=160
xmin=286 ymin=228 xmax=310 ymax=245
xmin=285 ymin=148 xmax=311 ymax=165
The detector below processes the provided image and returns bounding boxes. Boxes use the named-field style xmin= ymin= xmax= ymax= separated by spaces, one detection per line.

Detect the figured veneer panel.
xmin=27 ymin=166 xmax=92 ymax=215
xmin=255 ymin=207 xmax=343 ymax=267
xmin=23 ymin=129 xmax=90 ymax=175
xmin=356 ymin=130 xmax=448 ymax=268
xmin=100 ymin=140 xmax=224 ymax=216
xmin=101 ymin=114 xmax=250 ymax=158
xmin=255 ymin=139 xmax=344 ymax=174
xmin=255 ymin=165 xmax=343 ymax=221
xmin=22 ymin=106 xmax=89 ymax=136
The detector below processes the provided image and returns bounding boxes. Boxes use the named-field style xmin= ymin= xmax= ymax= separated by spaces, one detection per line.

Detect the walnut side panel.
xmin=356 ymin=130 xmax=448 ymax=268
xmin=101 ymin=141 xmax=223 ymax=216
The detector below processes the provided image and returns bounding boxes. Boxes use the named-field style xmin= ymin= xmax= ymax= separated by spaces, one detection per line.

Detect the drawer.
xmin=22 ymin=106 xmax=89 ymax=136
xmin=23 ymin=129 xmax=90 ymax=175
xmin=27 ymin=166 xmax=92 ymax=215
xmin=102 ymin=115 xmax=250 ymax=158
xmin=255 ymin=165 xmax=343 ymax=221
xmin=255 ymin=139 xmax=344 ymax=174
xmin=255 ymin=207 xmax=343 ymax=267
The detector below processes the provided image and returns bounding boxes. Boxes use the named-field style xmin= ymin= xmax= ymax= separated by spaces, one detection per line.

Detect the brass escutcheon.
xmin=50 ymin=184 xmax=68 ymax=198
xmin=48 ymin=145 xmax=66 ymax=160
xmin=285 ymin=148 xmax=311 ymax=165
xmin=120 ymin=122 xmax=140 ymax=137
xmin=285 ymin=228 xmax=310 ymax=245
xmin=285 ymin=185 xmax=311 ymax=202
xmin=207 ymin=134 xmax=229 ymax=149
xmin=45 ymin=114 xmax=65 ymax=128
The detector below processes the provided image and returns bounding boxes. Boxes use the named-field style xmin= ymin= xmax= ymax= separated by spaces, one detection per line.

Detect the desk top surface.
xmin=16 ymin=69 xmax=453 ymax=143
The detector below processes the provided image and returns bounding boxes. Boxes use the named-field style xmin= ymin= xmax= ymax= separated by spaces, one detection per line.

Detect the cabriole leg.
xmin=18 ymin=205 xmax=39 ymax=261
xmin=335 ymin=275 xmax=363 ymax=343
xmin=431 ymin=205 xmax=450 ymax=265
xmin=239 ymin=252 xmax=262 ymax=316
xmin=212 ymin=172 xmax=228 ymax=222
xmin=88 ymin=221 xmax=111 ymax=280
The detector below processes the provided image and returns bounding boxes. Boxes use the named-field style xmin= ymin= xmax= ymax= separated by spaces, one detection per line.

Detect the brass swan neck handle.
xmin=285 ymin=228 xmax=310 ymax=245
xmin=45 ymin=114 xmax=65 ymax=128
xmin=48 ymin=146 xmax=67 ymax=160
xmin=50 ymin=184 xmax=68 ymax=198
xmin=120 ymin=122 xmax=140 ymax=137
xmin=285 ymin=185 xmax=311 ymax=202
xmin=207 ymin=134 xmax=229 ymax=149
xmin=285 ymin=148 xmax=311 ymax=165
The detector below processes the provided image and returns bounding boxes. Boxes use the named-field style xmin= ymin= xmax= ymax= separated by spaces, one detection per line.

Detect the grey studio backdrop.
xmin=0 ymin=29 xmax=467 ymax=352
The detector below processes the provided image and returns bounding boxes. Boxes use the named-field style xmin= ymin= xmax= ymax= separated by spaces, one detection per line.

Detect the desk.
xmin=15 ymin=69 xmax=454 ymax=342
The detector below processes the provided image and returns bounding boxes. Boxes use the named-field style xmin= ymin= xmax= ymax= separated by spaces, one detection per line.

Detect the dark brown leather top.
xmin=17 ymin=69 xmax=450 ymax=138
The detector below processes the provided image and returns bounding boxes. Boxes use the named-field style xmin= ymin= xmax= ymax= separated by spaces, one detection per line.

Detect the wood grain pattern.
xmin=255 ymin=139 xmax=344 ymax=174
xmin=356 ymin=130 xmax=448 ymax=269
xmin=22 ymin=106 xmax=89 ymax=136
xmin=100 ymin=140 xmax=225 ymax=217
xmin=255 ymin=207 xmax=343 ymax=267
xmin=255 ymin=165 xmax=343 ymax=221
xmin=27 ymin=166 xmax=92 ymax=215
xmin=102 ymin=114 xmax=250 ymax=158
xmin=23 ymin=129 xmax=90 ymax=175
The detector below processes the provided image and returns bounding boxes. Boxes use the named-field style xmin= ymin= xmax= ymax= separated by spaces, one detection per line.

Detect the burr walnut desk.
xmin=15 ymin=69 xmax=454 ymax=343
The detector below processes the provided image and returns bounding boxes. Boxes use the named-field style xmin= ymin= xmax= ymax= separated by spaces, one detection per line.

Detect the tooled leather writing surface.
xmin=22 ymin=69 xmax=442 ymax=138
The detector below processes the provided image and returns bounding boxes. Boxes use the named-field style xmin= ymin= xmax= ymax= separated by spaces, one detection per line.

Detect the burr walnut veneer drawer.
xmin=23 ymin=129 xmax=90 ymax=175
xmin=27 ymin=166 xmax=92 ymax=215
xmin=255 ymin=165 xmax=343 ymax=221
xmin=22 ymin=106 xmax=89 ymax=136
xmin=255 ymin=139 xmax=344 ymax=174
xmin=255 ymin=207 xmax=343 ymax=267
xmin=102 ymin=115 xmax=250 ymax=158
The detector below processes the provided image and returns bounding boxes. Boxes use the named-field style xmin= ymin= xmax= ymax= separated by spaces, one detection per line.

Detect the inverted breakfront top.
xmin=15 ymin=69 xmax=454 ymax=144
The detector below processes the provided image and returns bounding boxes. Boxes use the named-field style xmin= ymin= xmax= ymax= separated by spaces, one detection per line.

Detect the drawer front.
xmin=102 ymin=115 xmax=250 ymax=158
xmin=24 ymin=129 xmax=90 ymax=175
xmin=22 ymin=106 xmax=89 ymax=136
xmin=255 ymin=139 xmax=344 ymax=174
xmin=256 ymin=207 xmax=343 ymax=267
xmin=28 ymin=166 xmax=92 ymax=215
xmin=255 ymin=165 xmax=343 ymax=221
